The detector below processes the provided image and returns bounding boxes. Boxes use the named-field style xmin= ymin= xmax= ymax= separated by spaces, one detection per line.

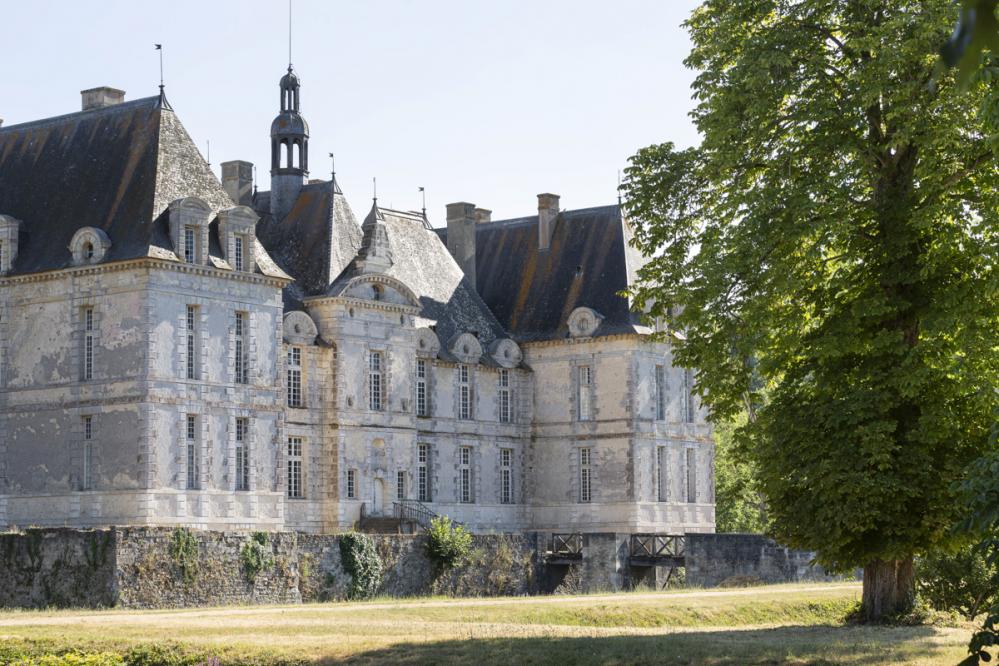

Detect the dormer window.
xmin=168 ymin=197 xmax=212 ymax=266
xmin=68 ymin=227 xmax=111 ymax=266
xmin=218 ymin=206 xmax=259 ymax=273
xmin=0 ymin=215 xmax=18 ymax=275
xmin=183 ymin=227 xmax=197 ymax=263
xmin=234 ymin=236 xmax=245 ymax=271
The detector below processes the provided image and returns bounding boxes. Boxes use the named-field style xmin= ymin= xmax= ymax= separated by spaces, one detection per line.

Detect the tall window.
xmin=396 ymin=470 xmax=406 ymax=501
xmin=577 ymin=365 xmax=593 ymax=421
xmin=186 ymin=414 xmax=199 ymax=490
xmin=287 ymin=347 xmax=302 ymax=407
xmin=416 ymin=359 xmax=429 ymax=417
xmin=498 ymin=369 xmax=512 ymax=423
xmin=186 ymin=305 xmax=198 ymax=380
xmin=657 ymin=446 xmax=668 ymax=501
xmin=417 ymin=443 xmax=431 ymax=502
xmin=233 ymin=235 xmax=245 ymax=272
xmin=684 ymin=368 xmax=695 ymax=423
xmin=458 ymin=365 xmax=472 ymax=420
xmin=184 ymin=226 xmax=197 ymax=263
xmin=686 ymin=448 xmax=697 ymax=503
xmin=82 ymin=307 xmax=95 ymax=381
xmin=579 ymin=447 xmax=592 ymax=503
xmin=82 ymin=416 xmax=93 ymax=490
xmin=235 ymin=417 xmax=249 ymax=491
xmin=655 ymin=365 xmax=666 ymax=421
xmin=459 ymin=446 xmax=473 ymax=503
xmin=346 ymin=469 xmax=356 ymax=499
xmin=287 ymin=437 xmax=304 ymax=499
xmin=500 ymin=448 xmax=513 ymax=504
xmin=369 ymin=351 xmax=383 ymax=411
xmin=234 ymin=311 xmax=249 ymax=384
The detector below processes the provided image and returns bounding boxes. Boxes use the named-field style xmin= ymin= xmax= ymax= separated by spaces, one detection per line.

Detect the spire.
xmin=356 ymin=201 xmax=393 ymax=273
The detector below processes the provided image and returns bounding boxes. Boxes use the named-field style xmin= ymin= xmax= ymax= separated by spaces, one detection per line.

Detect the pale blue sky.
xmin=0 ymin=0 xmax=701 ymax=222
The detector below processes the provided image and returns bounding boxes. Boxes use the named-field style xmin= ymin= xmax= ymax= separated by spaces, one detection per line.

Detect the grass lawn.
xmin=0 ymin=583 xmax=974 ymax=665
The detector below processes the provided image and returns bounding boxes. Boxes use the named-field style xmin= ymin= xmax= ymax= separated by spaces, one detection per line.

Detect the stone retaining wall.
xmin=0 ymin=528 xmax=839 ymax=608
xmin=685 ymin=533 xmax=842 ymax=587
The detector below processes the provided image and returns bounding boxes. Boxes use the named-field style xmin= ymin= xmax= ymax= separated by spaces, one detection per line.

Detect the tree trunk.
xmin=862 ymin=557 xmax=915 ymax=621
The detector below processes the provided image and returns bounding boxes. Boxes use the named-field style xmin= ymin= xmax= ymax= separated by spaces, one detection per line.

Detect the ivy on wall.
xmin=339 ymin=533 xmax=382 ymax=599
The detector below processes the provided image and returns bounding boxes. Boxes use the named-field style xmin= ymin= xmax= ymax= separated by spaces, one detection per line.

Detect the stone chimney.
xmin=474 ymin=208 xmax=492 ymax=224
xmin=81 ymin=87 xmax=125 ymax=111
xmin=221 ymin=160 xmax=254 ymax=206
xmin=537 ymin=193 xmax=560 ymax=251
xmin=446 ymin=202 xmax=478 ymax=290
xmin=0 ymin=119 xmax=4 ymax=128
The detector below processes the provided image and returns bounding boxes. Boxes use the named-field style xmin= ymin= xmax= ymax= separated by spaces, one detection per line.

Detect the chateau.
xmin=0 ymin=66 xmax=715 ymax=534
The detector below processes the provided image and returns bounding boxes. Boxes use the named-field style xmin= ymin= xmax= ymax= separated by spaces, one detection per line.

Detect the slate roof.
xmin=327 ymin=205 xmax=509 ymax=350
xmin=437 ymin=205 xmax=649 ymax=342
xmin=0 ymin=95 xmax=285 ymax=278
xmin=254 ymin=180 xmax=363 ymax=310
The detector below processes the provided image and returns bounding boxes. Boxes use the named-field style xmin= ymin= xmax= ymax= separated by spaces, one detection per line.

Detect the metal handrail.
xmin=393 ymin=499 xmax=438 ymax=529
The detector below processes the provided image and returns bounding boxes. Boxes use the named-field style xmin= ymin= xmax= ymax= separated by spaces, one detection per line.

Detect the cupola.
xmin=270 ymin=65 xmax=310 ymax=221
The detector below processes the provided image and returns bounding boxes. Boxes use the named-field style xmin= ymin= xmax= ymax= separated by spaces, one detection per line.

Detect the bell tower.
xmin=270 ymin=65 xmax=309 ymax=221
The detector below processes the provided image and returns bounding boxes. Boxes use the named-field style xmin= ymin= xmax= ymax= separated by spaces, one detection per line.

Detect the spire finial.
xmin=288 ymin=0 xmax=293 ymax=70
xmin=329 ymin=152 xmax=336 ymax=183
xmin=373 ymin=177 xmax=378 ymax=203
xmin=419 ymin=187 xmax=426 ymax=219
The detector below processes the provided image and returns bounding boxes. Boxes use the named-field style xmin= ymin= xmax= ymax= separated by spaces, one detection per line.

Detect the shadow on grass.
xmin=334 ymin=624 xmax=953 ymax=666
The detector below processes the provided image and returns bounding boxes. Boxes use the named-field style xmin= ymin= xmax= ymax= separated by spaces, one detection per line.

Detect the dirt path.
xmin=0 ymin=583 xmax=861 ymax=627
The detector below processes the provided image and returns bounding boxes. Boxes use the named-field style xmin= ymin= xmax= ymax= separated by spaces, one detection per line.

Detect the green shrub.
xmin=339 ymin=532 xmax=382 ymax=599
xmin=425 ymin=516 xmax=472 ymax=570
xmin=240 ymin=532 xmax=274 ymax=584
xmin=168 ymin=528 xmax=199 ymax=585
xmin=917 ymin=545 xmax=999 ymax=620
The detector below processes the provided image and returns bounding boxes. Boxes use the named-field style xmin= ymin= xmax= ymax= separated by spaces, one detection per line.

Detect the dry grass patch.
xmin=0 ymin=583 xmax=973 ymax=665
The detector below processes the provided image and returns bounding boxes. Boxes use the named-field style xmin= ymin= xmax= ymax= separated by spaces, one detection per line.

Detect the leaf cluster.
xmin=425 ymin=516 xmax=473 ymax=570
xmin=167 ymin=528 xmax=199 ymax=585
xmin=338 ymin=532 xmax=382 ymax=599
xmin=239 ymin=532 xmax=274 ymax=584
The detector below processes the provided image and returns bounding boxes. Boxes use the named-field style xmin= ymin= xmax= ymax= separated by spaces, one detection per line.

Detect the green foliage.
xmin=714 ymin=413 xmax=768 ymax=534
xmin=939 ymin=0 xmax=999 ymax=87
xmin=425 ymin=516 xmax=473 ymax=569
xmin=916 ymin=545 xmax=999 ymax=620
xmin=240 ymin=532 xmax=274 ymax=584
xmin=11 ymin=653 xmax=124 ymax=666
xmin=338 ymin=532 xmax=382 ymax=599
xmin=624 ymin=0 xmax=999 ymax=569
xmin=168 ymin=529 xmax=199 ymax=585
xmin=954 ymin=416 xmax=999 ymax=664
xmin=622 ymin=0 xmax=999 ymax=618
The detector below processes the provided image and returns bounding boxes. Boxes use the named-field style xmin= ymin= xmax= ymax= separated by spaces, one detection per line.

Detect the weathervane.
xmin=154 ymin=44 xmax=164 ymax=96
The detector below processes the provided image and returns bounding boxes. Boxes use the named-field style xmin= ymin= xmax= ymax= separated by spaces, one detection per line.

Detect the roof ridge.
xmin=0 ymin=96 xmax=163 ymax=134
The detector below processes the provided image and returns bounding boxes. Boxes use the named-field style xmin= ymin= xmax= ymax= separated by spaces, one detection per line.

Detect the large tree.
xmin=623 ymin=0 xmax=999 ymax=620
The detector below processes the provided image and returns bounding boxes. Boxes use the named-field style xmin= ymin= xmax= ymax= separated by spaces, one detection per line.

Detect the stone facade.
xmin=0 ymin=65 xmax=716 ymax=537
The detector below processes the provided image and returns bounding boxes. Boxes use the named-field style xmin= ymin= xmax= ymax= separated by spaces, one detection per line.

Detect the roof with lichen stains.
xmin=326 ymin=205 xmax=509 ymax=350
xmin=437 ymin=205 xmax=650 ymax=342
xmin=254 ymin=180 xmax=363 ymax=310
xmin=0 ymin=94 xmax=287 ymax=279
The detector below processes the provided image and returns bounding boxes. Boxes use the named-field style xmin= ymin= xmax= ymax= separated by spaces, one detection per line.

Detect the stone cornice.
xmin=0 ymin=257 xmax=292 ymax=287
xmin=305 ymin=294 xmax=421 ymax=316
